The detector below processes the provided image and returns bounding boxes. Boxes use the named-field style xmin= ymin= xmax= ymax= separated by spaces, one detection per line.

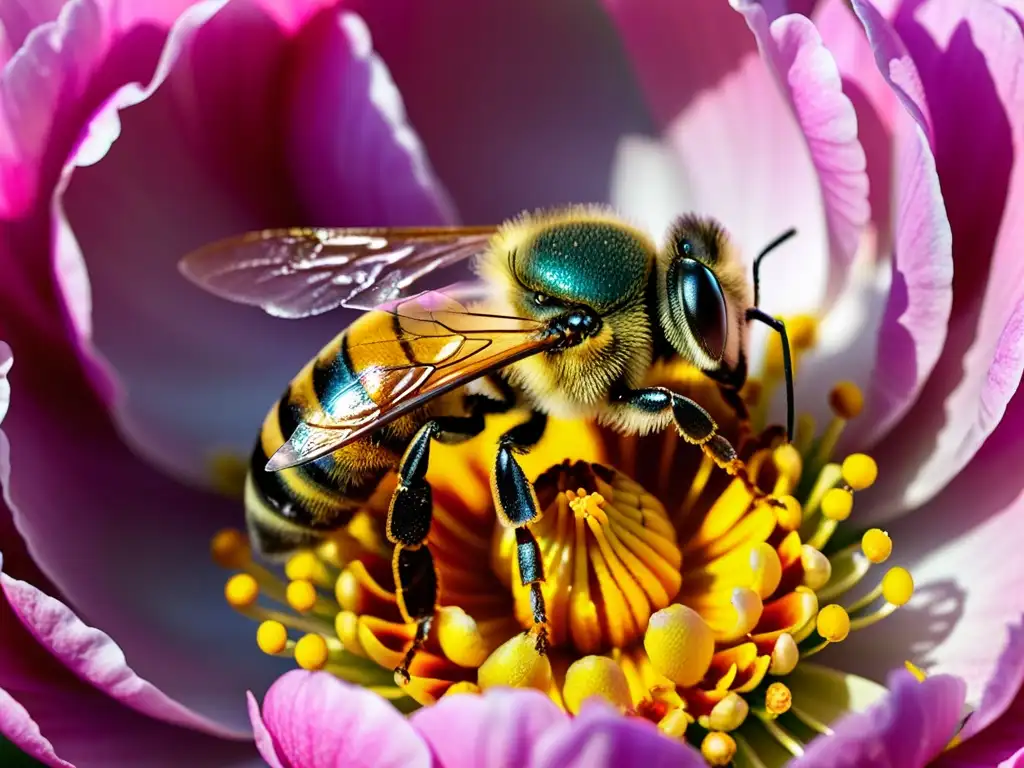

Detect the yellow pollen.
xmin=816 ymin=604 xmax=851 ymax=642
xmin=294 ymin=633 xmax=329 ymax=670
xmin=776 ymin=495 xmax=803 ymax=531
xmin=562 ymin=655 xmax=632 ymax=714
xmin=286 ymin=580 xmax=319 ymax=613
xmin=828 ymin=381 xmax=864 ymax=419
xmin=842 ymin=453 xmax=878 ymax=491
xmin=882 ymin=567 xmax=914 ymax=606
xmin=256 ymin=620 xmax=289 ymax=655
xmin=800 ymin=545 xmax=832 ymax=590
xmin=211 ymin=529 xmax=251 ymax=569
xmin=788 ymin=315 xmax=818 ymax=350
xmin=567 ymin=490 xmax=606 ymax=519
xmin=701 ymin=731 xmax=737 ymax=766
xmin=436 ymin=606 xmax=490 ymax=668
xmin=861 ymin=529 xmax=893 ymax=563
xmin=478 ymin=633 xmax=552 ymax=692
xmin=644 ymin=604 xmax=715 ymax=687
xmin=820 ymin=487 xmax=853 ymax=521
xmin=285 ymin=552 xmax=330 ymax=585
xmin=225 ymin=573 xmax=259 ymax=608
xmin=765 ymin=682 xmax=792 ymax=715
xmin=704 ymin=691 xmax=749 ymax=731
xmin=770 ymin=633 xmax=799 ymax=675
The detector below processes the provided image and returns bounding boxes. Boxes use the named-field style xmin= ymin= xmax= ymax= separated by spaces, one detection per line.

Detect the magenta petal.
xmin=283 ymin=9 xmax=454 ymax=226
xmin=258 ymin=671 xmax=430 ymax=768
xmin=0 ymin=687 xmax=73 ymax=768
xmin=410 ymin=688 xmax=566 ymax=768
xmin=793 ymin=670 xmax=966 ymax=768
xmin=531 ymin=700 xmax=705 ymax=768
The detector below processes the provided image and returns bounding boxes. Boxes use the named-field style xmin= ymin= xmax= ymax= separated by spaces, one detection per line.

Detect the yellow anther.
xmin=904 ymin=660 xmax=928 ymax=682
xmin=842 ymin=453 xmax=878 ymax=491
xmin=770 ymin=633 xmax=799 ymax=675
xmin=800 ymin=544 xmax=832 ymax=590
xmin=644 ymin=604 xmax=715 ymax=687
xmin=701 ymin=731 xmax=737 ymax=766
xmin=256 ymin=620 xmax=289 ymax=655
xmin=765 ymin=682 xmax=792 ymax=715
xmin=861 ymin=529 xmax=892 ymax=563
xmin=568 ymin=491 xmax=606 ymax=519
xmin=657 ymin=708 xmax=690 ymax=739
xmin=882 ymin=567 xmax=914 ymax=606
xmin=285 ymin=580 xmax=319 ymax=614
xmin=749 ymin=542 xmax=782 ymax=599
xmin=821 ymin=487 xmax=853 ymax=521
xmin=294 ymin=634 xmax=329 ymax=671
xmin=225 ymin=573 xmax=259 ymax=608
xmin=478 ymin=634 xmax=553 ymax=692
xmin=788 ymin=315 xmax=818 ymax=351
xmin=706 ymin=692 xmax=749 ymax=731
xmin=562 ymin=655 xmax=632 ymax=715
xmin=334 ymin=611 xmax=364 ymax=657
xmin=285 ymin=552 xmax=329 ymax=584
xmin=773 ymin=444 xmax=802 ymax=479
xmin=828 ymin=381 xmax=864 ymax=419
xmin=437 ymin=606 xmax=489 ymax=668
xmin=816 ymin=604 xmax=851 ymax=642
xmin=211 ymin=529 xmax=250 ymax=569
xmin=776 ymin=495 xmax=803 ymax=531
xmin=444 ymin=681 xmax=482 ymax=697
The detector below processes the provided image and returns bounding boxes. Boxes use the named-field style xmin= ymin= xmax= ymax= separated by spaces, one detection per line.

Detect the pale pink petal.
xmin=792 ymin=670 xmax=965 ymax=767
xmin=735 ymin=3 xmax=870 ymax=303
xmin=246 ymin=692 xmax=283 ymax=768
xmin=866 ymin=0 xmax=1024 ymax=518
xmin=410 ymin=688 xmax=566 ymax=768
xmin=0 ymin=687 xmax=73 ymax=768
xmin=0 ymin=0 xmax=66 ymax=65
xmin=532 ymin=700 xmax=706 ymax=767
xmin=0 ymin=341 xmax=9 ymax=425
xmin=347 ymin=0 xmax=654 ymax=222
xmin=256 ymin=671 xmax=430 ymax=768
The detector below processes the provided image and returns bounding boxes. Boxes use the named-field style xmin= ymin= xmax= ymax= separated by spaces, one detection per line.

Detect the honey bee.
xmin=180 ymin=206 xmax=796 ymax=680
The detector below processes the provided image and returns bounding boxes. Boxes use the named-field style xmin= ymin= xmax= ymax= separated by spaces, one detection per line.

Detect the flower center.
xmin=213 ymin=336 xmax=921 ymax=763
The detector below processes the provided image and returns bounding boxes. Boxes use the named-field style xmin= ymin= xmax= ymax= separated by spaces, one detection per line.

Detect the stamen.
xmin=294 ymin=633 xmax=330 ymax=670
xmin=286 ymin=579 xmax=326 ymax=614
xmin=562 ymin=655 xmax=632 ymax=714
xmin=436 ymin=606 xmax=491 ymax=668
xmin=701 ymin=691 xmax=749 ymax=731
xmin=256 ymin=620 xmax=291 ymax=656
xmin=800 ymin=545 xmax=832 ymax=590
xmin=770 ymin=633 xmax=799 ymax=675
xmin=807 ymin=382 xmax=863 ymax=476
xmin=477 ymin=633 xmax=552 ymax=691
xmin=841 ymin=453 xmax=877 ymax=491
xmin=285 ymin=551 xmax=333 ymax=587
xmin=701 ymin=731 xmax=738 ymax=766
xmin=749 ymin=542 xmax=783 ymax=599
xmin=820 ymin=488 xmax=853 ymax=522
xmin=754 ymin=709 xmax=805 ymax=756
xmin=657 ymin=708 xmax=691 ymax=739
xmin=644 ymin=604 xmax=715 ymax=687
xmin=849 ymin=568 xmax=914 ymax=631
xmin=776 ymin=495 xmax=803 ymax=532
xmin=225 ymin=574 xmax=259 ymax=609
xmin=680 ymin=453 xmax=716 ymax=518
xmin=816 ymin=604 xmax=851 ymax=642
xmin=211 ymin=529 xmax=251 ymax=570
xmin=861 ymin=529 xmax=892 ymax=564
xmin=765 ymin=682 xmax=792 ymax=716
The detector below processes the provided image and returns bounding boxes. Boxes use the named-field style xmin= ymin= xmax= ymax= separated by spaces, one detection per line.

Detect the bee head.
xmin=657 ymin=215 xmax=751 ymax=373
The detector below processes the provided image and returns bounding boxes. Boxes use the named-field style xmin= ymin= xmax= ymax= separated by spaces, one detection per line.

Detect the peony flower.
xmin=0 ymin=1 xmax=1023 ymax=767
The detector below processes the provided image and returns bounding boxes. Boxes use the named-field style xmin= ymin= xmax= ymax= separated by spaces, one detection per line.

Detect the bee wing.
xmin=266 ymin=290 xmax=555 ymax=470
xmin=177 ymin=226 xmax=498 ymax=318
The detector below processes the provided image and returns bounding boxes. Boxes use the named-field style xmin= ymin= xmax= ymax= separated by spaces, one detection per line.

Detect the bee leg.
xmin=614 ymin=387 xmax=776 ymax=505
xmin=493 ymin=411 xmax=551 ymax=654
xmin=388 ymin=414 xmax=487 ymax=683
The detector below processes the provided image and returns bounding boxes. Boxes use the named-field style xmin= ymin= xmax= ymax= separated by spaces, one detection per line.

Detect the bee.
xmin=180 ymin=206 xmax=796 ymax=681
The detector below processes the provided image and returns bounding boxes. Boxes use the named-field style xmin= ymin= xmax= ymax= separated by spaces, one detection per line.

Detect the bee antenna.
xmin=752 ymin=228 xmax=797 ymax=308
xmin=746 ymin=307 xmax=795 ymax=442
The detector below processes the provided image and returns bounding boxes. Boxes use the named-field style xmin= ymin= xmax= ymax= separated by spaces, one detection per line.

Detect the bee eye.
xmin=670 ymin=258 xmax=727 ymax=363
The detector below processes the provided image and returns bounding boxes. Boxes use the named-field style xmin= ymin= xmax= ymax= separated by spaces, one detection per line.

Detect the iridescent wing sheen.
xmin=178 ymin=225 xmax=499 ymax=317
xmin=265 ymin=291 xmax=555 ymax=471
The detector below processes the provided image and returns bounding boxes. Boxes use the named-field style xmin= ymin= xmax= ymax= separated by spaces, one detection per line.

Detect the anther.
xmin=776 ymin=495 xmax=803 ymax=531
xmin=841 ymin=453 xmax=878 ymax=491
xmin=882 ymin=567 xmax=914 ymax=606
xmin=861 ymin=529 xmax=892 ymax=563
xmin=701 ymin=732 xmax=737 ymax=766
xmin=562 ymin=656 xmax=632 ymax=715
xmin=477 ymin=633 xmax=552 ymax=692
xmin=770 ymin=633 xmax=799 ymax=675
xmin=256 ymin=620 xmax=289 ymax=655
xmin=644 ymin=604 xmax=715 ymax=687
xmin=788 ymin=315 xmax=818 ymax=351
xmin=657 ymin=708 xmax=690 ymax=739
xmin=704 ymin=692 xmax=749 ymax=731
xmin=828 ymin=382 xmax=864 ymax=420
xmin=285 ymin=551 xmax=331 ymax=586
xmin=437 ymin=606 xmax=490 ymax=668
xmin=211 ymin=529 xmax=251 ymax=569
xmin=816 ymin=604 xmax=851 ymax=643
xmin=225 ymin=573 xmax=259 ymax=609
xmin=286 ymin=580 xmax=319 ymax=614
xmin=765 ymin=682 xmax=792 ymax=715
xmin=294 ymin=633 xmax=330 ymax=670
xmin=800 ymin=545 xmax=832 ymax=590
xmin=820 ymin=487 xmax=853 ymax=521
xmin=750 ymin=543 xmax=782 ymax=599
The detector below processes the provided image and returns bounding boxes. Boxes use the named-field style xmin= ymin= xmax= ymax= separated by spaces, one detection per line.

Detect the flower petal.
xmin=246 ymin=692 xmax=284 ymax=768
xmin=257 ymin=671 xmax=430 ymax=768
xmin=531 ymin=699 xmax=706 ymax=768
xmin=0 ymin=0 xmax=65 ymax=65
xmin=0 ymin=341 xmax=9 ymax=426
xmin=0 ymin=686 xmax=73 ymax=768
xmin=792 ymin=669 xmax=965 ymax=768
xmin=348 ymin=0 xmax=654 ymax=222
xmin=867 ymin=0 xmax=1024 ymax=517
xmin=410 ymin=688 xmax=566 ymax=768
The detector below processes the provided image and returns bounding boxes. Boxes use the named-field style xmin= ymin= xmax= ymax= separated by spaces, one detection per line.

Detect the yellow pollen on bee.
xmin=256 ymin=620 xmax=289 ymax=655
xmin=770 ymin=633 xmax=799 ymax=676
xmin=776 ymin=495 xmax=803 ymax=531
xmin=562 ymin=655 xmax=632 ymax=714
xmin=286 ymin=580 xmax=319 ymax=613
xmin=842 ymin=453 xmax=878 ymax=491
xmin=820 ymin=487 xmax=853 ymax=521
xmin=643 ymin=604 xmax=715 ymax=687
xmin=816 ymin=604 xmax=851 ymax=643
xmin=477 ymin=633 xmax=552 ymax=692
xmin=211 ymin=529 xmax=251 ymax=569
xmin=861 ymin=529 xmax=893 ymax=563
xmin=701 ymin=731 xmax=738 ymax=766
xmin=702 ymin=691 xmax=749 ymax=731
xmin=225 ymin=573 xmax=259 ymax=608
xmin=294 ymin=633 xmax=330 ymax=671
xmin=882 ymin=567 xmax=914 ymax=606
xmin=765 ymin=682 xmax=792 ymax=715
xmin=828 ymin=381 xmax=864 ymax=420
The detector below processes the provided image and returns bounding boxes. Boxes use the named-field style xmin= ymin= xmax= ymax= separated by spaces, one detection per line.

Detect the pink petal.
xmin=935 ymin=618 xmax=1024 ymax=766
xmin=0 ymin=0 xmax=66 ymax=66
xmin=735 ymin=3 xmax=870 ymax=304
xmin=246 ymin=692 xmax=283 ymax=768
xmin=866 ymin=0 xmax=1024 ymax=519
xmin=792 ymin=669 xmax=965 ymax=768
xmin=410 ymin=688 xmax=567 ymax=768
xmin=347 ymin=0 xmax=654 ymax=222
xmin=0 ymin=554 xmax=261 ymax=768
xmin=256 ymin=671 xmax=430 ymax=768
xmin=531 ymin=700 xmax=706 ymax=767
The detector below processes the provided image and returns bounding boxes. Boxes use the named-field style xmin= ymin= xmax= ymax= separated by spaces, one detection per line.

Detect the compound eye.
xmin=673 ymin=258 xmax=727 ymax=362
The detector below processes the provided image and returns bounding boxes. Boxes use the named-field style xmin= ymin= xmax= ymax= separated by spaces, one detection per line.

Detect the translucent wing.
xmin=266 ymin=290 xmax=557 ymax=471
xmin=178 ymin=225 xmax=499 ymax=318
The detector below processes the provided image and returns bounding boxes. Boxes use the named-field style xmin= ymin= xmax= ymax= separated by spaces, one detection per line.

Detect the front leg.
xmin=613 ymin=387 xmax=772 ymax=502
